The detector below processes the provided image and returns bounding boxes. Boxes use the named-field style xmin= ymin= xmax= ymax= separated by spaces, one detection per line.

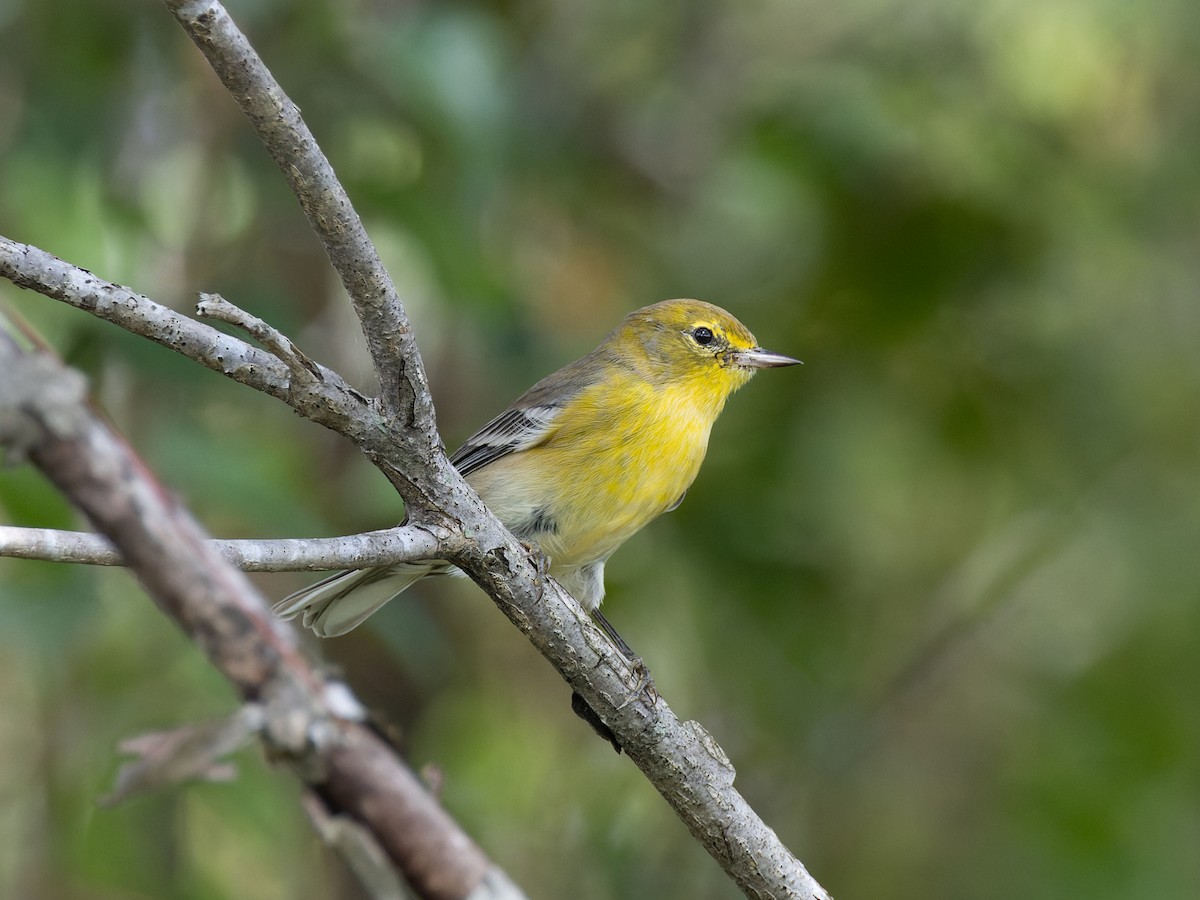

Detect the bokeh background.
xmin=3 ymin=0 xmax=1200 ymax=897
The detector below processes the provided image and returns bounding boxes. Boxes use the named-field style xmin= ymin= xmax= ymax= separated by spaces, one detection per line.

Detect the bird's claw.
xmin=617 ymin=656 xmax=658 ymax=709
xmin=522 ymin=542 xmax=551 ymax=576
xmin=521 ymin=542 xmax=552 ymax=598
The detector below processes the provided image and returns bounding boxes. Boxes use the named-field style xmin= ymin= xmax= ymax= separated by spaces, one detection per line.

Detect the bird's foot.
xmin=520 ymin=542 xmax=552 ymax=597
xmin=521 ymin=541 xmax=551 ymax=575
xmin=617 ymin=656 xmax=658 ymax=708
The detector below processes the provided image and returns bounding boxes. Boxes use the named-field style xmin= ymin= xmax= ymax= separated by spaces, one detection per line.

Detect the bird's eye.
xmin=692 ymin=326 xmax=714 ymax=346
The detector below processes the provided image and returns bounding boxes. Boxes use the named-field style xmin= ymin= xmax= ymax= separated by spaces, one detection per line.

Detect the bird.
xmin=274 ymin=299 xmax=800 ymax=658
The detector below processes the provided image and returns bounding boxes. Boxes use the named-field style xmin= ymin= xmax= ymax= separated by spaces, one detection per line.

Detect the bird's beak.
xmin=730 ymin=347 xmax=803 ymax=369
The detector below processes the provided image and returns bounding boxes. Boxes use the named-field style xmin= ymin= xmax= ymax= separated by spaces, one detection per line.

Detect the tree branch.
xmin=0 ymin=328 xmax=524 ymax=900
xmin=0 ymin=524 xmax=461 ymax=571
xmin=162 ymin=0 xmax=431 ymax=426
xmin=0 ymin=1 xmax=834 ymax=896
xmin=0 ymin=236 xmax=378 ymax=441
xmin=195 ymin=292 xmax=323 ymax=383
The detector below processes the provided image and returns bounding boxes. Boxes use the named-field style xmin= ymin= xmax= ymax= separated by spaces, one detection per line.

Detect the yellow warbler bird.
xmin=275 ymin=299 xmax=800 ymax=653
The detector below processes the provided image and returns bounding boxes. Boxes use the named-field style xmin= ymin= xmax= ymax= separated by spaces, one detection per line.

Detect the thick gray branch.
xmin=0 ymin=524 xmax=460 ymax=571
xmin=0 ymin=331 xmax=521 ymax=900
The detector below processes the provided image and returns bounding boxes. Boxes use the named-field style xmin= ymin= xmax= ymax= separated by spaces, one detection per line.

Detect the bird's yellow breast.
xmin=469 ymin=372 xmax=736 ymax=570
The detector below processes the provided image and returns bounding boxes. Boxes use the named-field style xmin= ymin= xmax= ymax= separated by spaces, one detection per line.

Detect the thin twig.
xmin=0 ymin=524 xmax=460 ymax=571
xmin=196 ymin=292 xmax=323 ymax=383
xmin=0 ymin=237 xmax=286 ymax=393
xmin=0 ymin=236 xmax=378 ymax=444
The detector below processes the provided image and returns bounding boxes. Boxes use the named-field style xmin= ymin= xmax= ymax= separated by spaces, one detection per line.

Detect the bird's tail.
xmin=273 ymin=562 xmax=449 ymax=637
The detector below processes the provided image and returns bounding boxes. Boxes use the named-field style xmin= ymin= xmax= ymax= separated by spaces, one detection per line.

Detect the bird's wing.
xmin=450 ymin=403 xmax=564 ymax=476
xmin=449 ymin=348 xmax=608 ymax=477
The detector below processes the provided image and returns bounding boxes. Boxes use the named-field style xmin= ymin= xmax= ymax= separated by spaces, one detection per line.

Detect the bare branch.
xmin=2 ymin=234 xmax=833 ymax=899
xmin=300 ymin=792 xmax=414 ymax=900
xmin=196 ymin=292 xmax=323 ymax=383
xmin=0 ymin=332 xmax=523 ymax=900
xmin=162 ymin=0 xmax=432 ymax=425
xmin=0 ymin=236 xmax=289 ymax=396
xmin=102 ymin=706 xmax=266 ymax=806
xmin=0 ymin=236 xmax=385 ymax=444
xmin=0 ymin=524 xmax=461 ymax=571
xmin=0 ymin=2 xmax=835 ymax=895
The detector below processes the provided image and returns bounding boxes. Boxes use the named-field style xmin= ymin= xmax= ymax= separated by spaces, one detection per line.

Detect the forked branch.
xmin=0 ymin=1 xmax=833 ymax=897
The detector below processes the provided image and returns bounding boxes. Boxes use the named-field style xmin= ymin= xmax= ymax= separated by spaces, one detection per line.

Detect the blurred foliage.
xmin=3 ymin=0 xmax=1200 ymax=897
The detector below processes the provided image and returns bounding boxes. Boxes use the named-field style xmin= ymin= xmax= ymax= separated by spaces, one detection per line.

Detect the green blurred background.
xmin=3 ymin=0 xmax=1200 ymax=897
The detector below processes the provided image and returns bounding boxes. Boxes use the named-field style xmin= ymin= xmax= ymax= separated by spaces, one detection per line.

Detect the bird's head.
xmin=612 ymin=299 xmax=801 ymax=400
